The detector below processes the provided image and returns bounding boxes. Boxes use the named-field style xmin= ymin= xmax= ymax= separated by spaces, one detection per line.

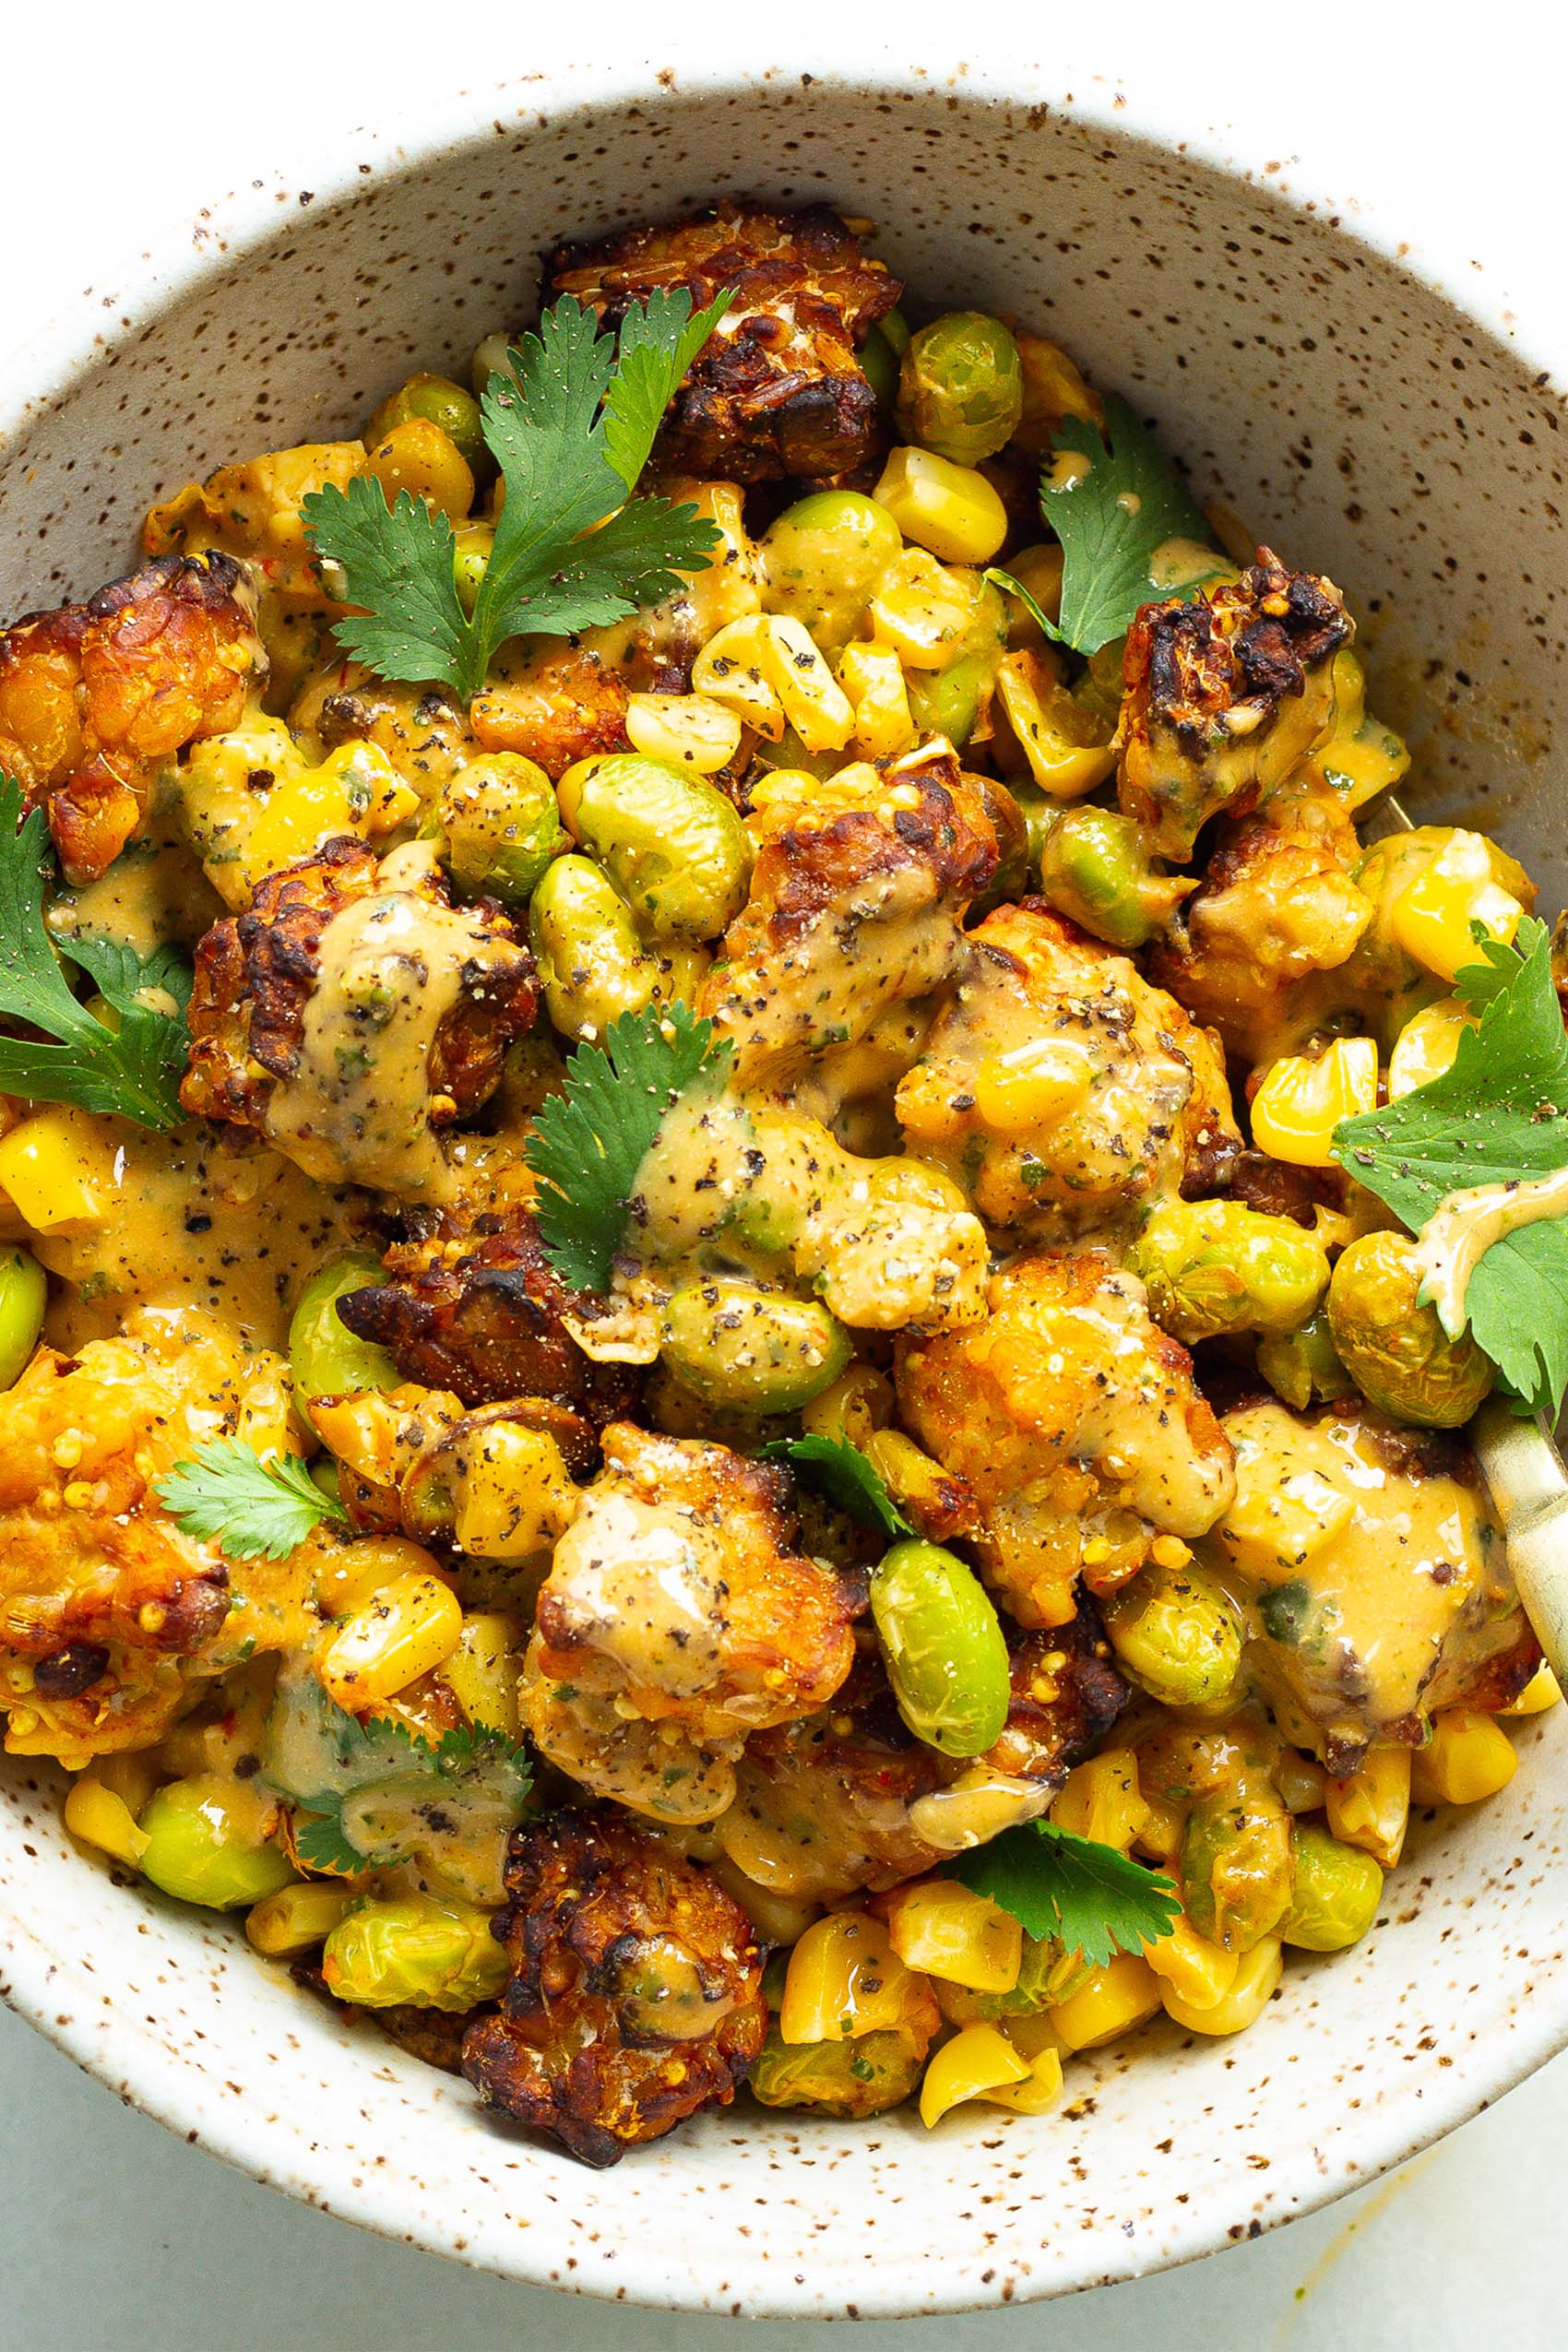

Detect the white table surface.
xmin=4 ymin=6 xmax=1567 ymax=2344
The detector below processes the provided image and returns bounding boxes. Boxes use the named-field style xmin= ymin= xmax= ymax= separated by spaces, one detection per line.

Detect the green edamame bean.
xmin=529 ymin=853 xmax=659 ymax=1041
xmin=749 ymin=2023 xmax=925 ymax=2119
xmin=1132 ymin=1199 xmax=1331 ymax=1346
xmin=761 ymin=491 xmax=904 ymax=652
xmin=321 ymin=1893 xmax=509 ymax=2010
xmin=904 ymin=579 xmax=1007 ymax=748
xmin=1256 ymin=1308 xmax=1357 ymax=1412
xmin=0 ymin=1246 xmax=46 ymax=1387
xmin=290 ymin=1249 xmax=398 ymax=1416
xmin=452 ymin=521 xmax=493 ymax=617
xmin=1035 ymin=806 xmax=1191 ymax=950
xmin=1282 ymin=1821 xmax=1384 ymax=1951
xmin=897 ymin=312 xmax=1024 ymax=466
xmin=437 ymin=751 xmax=566 ymax=902
xmin=570 ymin=754 xmax=752 ymax=943
xmin=1100 ymin=1556 xmax=1244 ymax=1711
xmin=660 ymin=1277 xmax=851 ymax=1415
xmin=138 ymin=1774 xmax=295 ymax=1910
xmin=1326 ymin=1229 xmax=1494 ymax=1428
xmin=1180 ymin=1789 xmax=1294 ymax=1952
xmin=871 ymin=1538 xmax=1011 ymax=1760
xmin=366 ymin=373 xmax=488 ymax=478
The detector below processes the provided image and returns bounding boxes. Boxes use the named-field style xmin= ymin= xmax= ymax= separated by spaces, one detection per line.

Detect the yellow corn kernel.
xmin=801 ymin=1361 xmax=895 ymax=1451
xmin=1013 ymin=329 xmax=1101 ymax=456
xmin=779 ymin=1911 xmax=922 ymax=2044
xmin=362 ymin=416 xmax=475 ymax=522
xmin=1325 ymin=1745 xmax=1411 ymax=1870
xmin=710 ymin=1854 xmax=822 ymax=1950
xmin=95 ymin=1750 xmax=160 ymax=1819
xmin=1502 ymin=1664 xmax=1562 ymax=1716
xmin=997 ymin=542 xmax=1066 ymax=647
xmin=1250 ymin=1036 xmax=1380 ymax=1169
xmin=691 ymin=615 xmax=786 ymax=739
xmin=1275 ymin=1750 xmax=1329 ymax=1814
xmin=313 ymin=1532 xmax=448 ymax=1621
xmin=883 ymin=1880 xmax=1023 ymax=1994
xmin=1050 ymin=1954 xmax=1163 ymax=2050
xmin=873 ymin=445 xmax=1008 ymax=565
xmin=994 ymin=650 xmax=1116 ymax=799
xmin=319 ymin=1571 xmax=463 ymax=1709
xmin=837 ymin=641 xmax=917 ymax=759
xmin=64 ymin=1771 xmax=149 ymax=1867
xmin=245 ymin=1881 xmax=357 ymax=1957
xmin=0 ymin=1107 xmax=116 ymax=1229
xmin=1301 ymin=649 xmax=1411 ymax=810
xmin=971 ymin=1035 xmax=1098 ymax=1135
xmin=438 ymin=1612 xmax=521 ymax=1738
xmin=1050 ymin=1750 xmax=1150 ymax=1855
xmin=918 ymin=2022 xmax=1030 ymax=2128
xmin=1133 ymin=1792 xmax=1184 ymax=1867
xmin=1388 ymin=830 xmax=1525 ymax=982
xmin=1387 ymin=999 xmax=1477 ymax=1100
xmin=1162 ymin=1934 xmax=1283 ymax=2036
xmin=449 ymin=1422 xmax=576 ymax=1561
xmin=624 ymin=691 xmax=742 ymax=774
xmin=867 ymin=548 xmax=980 ymax=669
xmin=761 ymin=616 xmax=855 ymax=754
xmin=1142 ymin=1915 xmax=1240 ymax=2013
xmin=1410 ymin=1707 xmax=1517 ymax=1806
xmin=982 ymin=2041 xmax=1066 ymax=2117
xmin=1221 ymin=1466 xmax=1355 ymax=1569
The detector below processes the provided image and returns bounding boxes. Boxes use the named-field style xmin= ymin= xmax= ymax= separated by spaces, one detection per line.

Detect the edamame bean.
xmin=761 ymin=491 xmax=904 ymax=652
xmin=0 ymin=1246 xmax=46 ymax=1387
xmin=528 ymin=853 xmax=659 ymax=1040
xmin=436 ymin=751 xmax=566 ymax=902
xmin=290 ymin=1249 xmax=399 ymax=1418
xmin=749 ymin=2023 xmax=926 ymax=2118
xmin=366 ymin=373 xmax=487 ymax=478
xmin=1326 ymin=1229 xmax=1494 ymax=1427
xmin=871 ymin=1538 xmax=1011 ymax=1760
xmin=1180 ymin=1789 xmax=1294 ymax=1952
xmin=1282 ymin=1821 xmax=1384 ymax=1951
xmin=452 ymin=521 xmax=493 ymax=616
xmin=321 ymin=1893 xmax=509 ymax=2009
xmin=660 ymin=1277 xmax=851 ymax=1415
xmin=566 ymin=754 xmax=751 ymax=943
xmin=1100 ymin=1556 xmax=1244 ymax=1711
xmin=905 ymin=578 xmax=1008 ymax=747
xmin=137 ymin=1774 xmax=295 ymax=1910
xmin=1035 ymin=806 xmax=1192 ymax=949
xmin=1132 ymin=1199 xmax=1330 ymax=1346
xmin=897 ymin=313 xmax=1025 ymax=466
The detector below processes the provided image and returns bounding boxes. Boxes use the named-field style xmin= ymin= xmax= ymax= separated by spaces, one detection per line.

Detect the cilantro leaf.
xmin=948 ymin=1820 xmax=1179 ymax=1967
xmin=155 ymin=1438 xmax=348 ymax=1561
xmin=0 ymin=778 xmax=193 ymax=1131
xmin=1331 ymin=918 xmax=1568 ymax=1415
xmin=1037 ymin=393 xmax=1229 ymax=655
xmin=523 ymin=1001 xmax=732 ymax=1291
xmin=758 ymin=1434 xmax=914 ymax=1539
xmin=303 ymin=289 xmax=731 ymax=700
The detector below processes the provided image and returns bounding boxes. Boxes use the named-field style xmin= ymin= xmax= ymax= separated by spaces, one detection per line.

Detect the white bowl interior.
xmin=2 ymin=75 xmax=1566 ymax=2318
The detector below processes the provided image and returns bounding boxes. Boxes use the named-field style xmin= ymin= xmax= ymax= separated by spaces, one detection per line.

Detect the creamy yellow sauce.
xmin=1411 ymin=1164 xmax=1568 ymax=1333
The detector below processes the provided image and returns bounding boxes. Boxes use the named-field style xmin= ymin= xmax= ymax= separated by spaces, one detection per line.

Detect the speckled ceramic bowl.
xmin=2 ymin=55 xmax=1566 ymax=2322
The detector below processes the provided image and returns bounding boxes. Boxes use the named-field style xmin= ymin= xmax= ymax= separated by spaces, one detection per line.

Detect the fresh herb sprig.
xmin=758 ymin=1433 xmax=914 ymax=1539
xmin=1333 ymin=917 xmax=1568 ymax=1416
xmin=523 ymin=1002 xmax=732 ymax=1292
xmin=156 ymin=1438 xmax=348 ymax=1561
xmin=303 ymin=289 xmax=733 ymax=700
xmin=948 ymin=1820 xmax=1179 ymax=1967
xmin=0 ymin=778 xmax=193 ymax=1131
xmin=989 ymin=392 xmax=1229 ymax=658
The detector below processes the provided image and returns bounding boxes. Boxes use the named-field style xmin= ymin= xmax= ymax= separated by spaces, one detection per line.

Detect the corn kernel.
xmin=1050 ymin=1750 xmax=1150 ymax=1853
xmin=691 ymin=616 xmax=786 ymax=739
xmin=1142 ymin=1914 xmax=1240 ymax=2012
xmin=873 ymin=445 xmax=1008 ymax=564
xmin=1051 ymin=1954 xmax=1162 ymax=2050
xmin=0 ymin=1107 xmax=117 ymax=1229
xmin=779 ymin=1911 xmax=921 ymax=2044
xmin=981 ymin=2042 xmax=1066 ymax=2117
xmin=1221 ymin=1465 xmax=1355 ymax=1568
xmin=1161 ymin=1934 xmax=1282 ymax=2036
xmin=994 ymin=650 xmax=1116 ymax=799
xmin=1388 ymin=830 xmax=1525 ymax=982
xmin=313 ymin=1533 xmax=448 ymax=1621
xmin=362 ymin=416 xmax=474 ymax=521
xmin=1501 ymin=1664 xmax=1562 ymax=1716
xmin=760 ymin=616 xmax=855 ymax=754
xmin=972 ymin=1035 xmax=1098 ymax=1134
xmin=624 ymin=691 xmax=742 ymax=774
xmin=64 ymin=1772 xmax=149 ymax=1867
xmin=1275 ymin=1750 xmax=1329 ymax=1814
xmin=1325 ymin=1745 xmax=1411 ymax=1870
xmin=883 ymin=1880 xmax=1023 ymax=1994
xmin=1410 ymin=1707 xmax=1517 ymax=1805
xmin=245 ymin=1881 xmax=357 ymax=1957
xmin=918 ymin=2023 xmax=1030 ymax=2127
xmin=1250 ymin=1036 xmax=1380 ymax=1168
xmin=1133 ymin=1792 xmax=1184 ymax=1867
xmin=449 ymin=1422 xmax=576 ymax=1561
xmin=96 ymin=1750 xmax=159 ymax=1818
xmin=1387 ymin=999 xmax=1477 ymax=1100
xmin=319 ymin=1570 xmax=464 ymax=1708
xmin=868 ymin=549 xmax=979 ymax=669
xmin=438 ymin=1611 xmax=521 ymax=1738
xmin=837 ymin=641 xmax=917 ymax=759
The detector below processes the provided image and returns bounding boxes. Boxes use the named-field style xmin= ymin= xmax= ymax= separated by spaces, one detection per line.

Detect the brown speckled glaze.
xmin=2 ymin=63 xmax=1566 ymax=2322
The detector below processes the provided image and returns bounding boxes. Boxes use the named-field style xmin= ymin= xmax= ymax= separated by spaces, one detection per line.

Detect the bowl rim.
xmin=3 ymin=47 xmax=1566 ymax=2319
